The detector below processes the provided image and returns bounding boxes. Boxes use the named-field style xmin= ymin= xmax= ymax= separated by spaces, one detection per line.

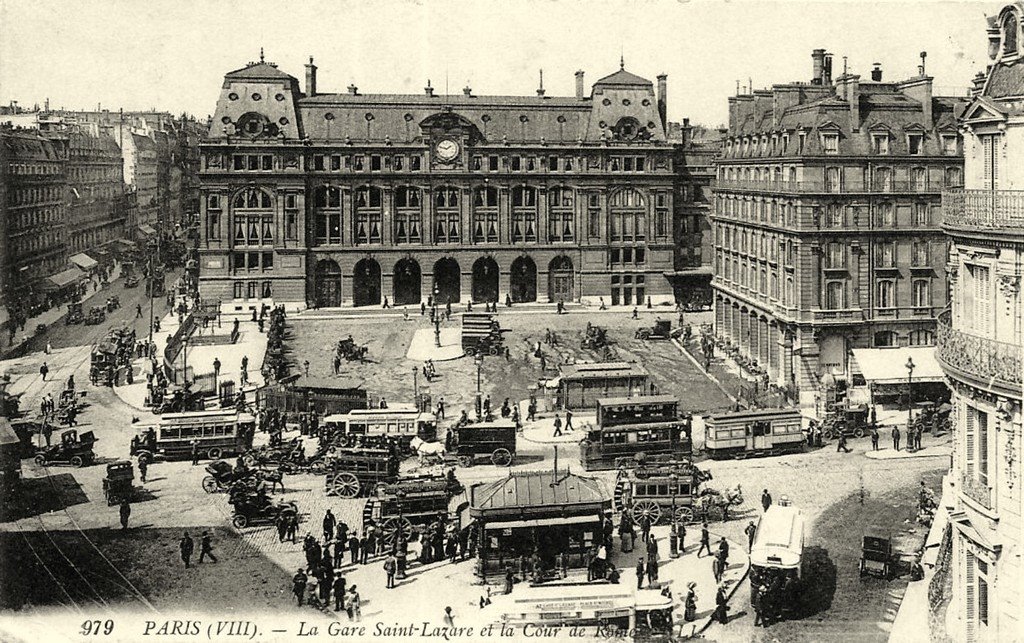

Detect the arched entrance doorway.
xmin=510 ymin=256 xmax=537 ymax=303
xmin=314 ymin=259 xmax=342 ymax=308
xmin=472 ymin=257 xmax=499 ymax=304
xmin=433 ymin=258 xmax=460 ymax=304
xmin=393 ymin=258 xmax=421 ymax=306
xmin=353 ymin=258 xmax=381 ymax=307
xmin=548 ymin=255 xmax=574 ymax=302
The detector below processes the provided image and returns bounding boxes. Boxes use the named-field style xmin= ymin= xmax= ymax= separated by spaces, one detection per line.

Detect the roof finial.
xmin=620 ymin=53 xmax=625 ymax=70
xmin=259 ymin=47 xmax=265 ymax=63
xmin=539 ymin=69 xmax=544 ymax=90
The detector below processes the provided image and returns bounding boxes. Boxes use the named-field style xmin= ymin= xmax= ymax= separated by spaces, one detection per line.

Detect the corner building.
xmin=940 ymin=4 xmax=1024 ymax=641
xmin=713 ymin=50 xmax=965 ymax=394
xmin=199 ymin=57 xmax=676 ymax=310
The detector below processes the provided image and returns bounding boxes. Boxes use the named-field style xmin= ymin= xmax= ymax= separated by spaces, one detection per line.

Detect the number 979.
xmin=80 ymin=620 xmax=114 ymax=636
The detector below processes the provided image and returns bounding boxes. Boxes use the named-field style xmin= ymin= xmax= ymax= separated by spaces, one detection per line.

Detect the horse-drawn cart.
xmin=614 ymin=459 xmax=743 ymax=525
xmin=364 ymin=472 xmax=465 ymax=546
xmin=324 ymin=447 xmax=400 ymax=498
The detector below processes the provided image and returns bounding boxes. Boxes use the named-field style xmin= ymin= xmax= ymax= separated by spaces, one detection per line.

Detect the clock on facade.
xmin=435 ymin=138 xmax=460 ymax=162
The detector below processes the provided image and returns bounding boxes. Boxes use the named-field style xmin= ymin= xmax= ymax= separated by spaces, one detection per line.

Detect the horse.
xmin=409 ymin=436 xmax=446 ymax=466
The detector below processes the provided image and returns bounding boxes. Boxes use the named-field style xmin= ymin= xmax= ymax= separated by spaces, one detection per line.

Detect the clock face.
xmin=435 ymin=138 xmax=460 ymax=162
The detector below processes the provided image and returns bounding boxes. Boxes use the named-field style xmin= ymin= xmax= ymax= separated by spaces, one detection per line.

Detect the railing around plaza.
xmin=942 ymin=188 xmax=1024 ymax=231
xmin=936 ymin=311 xmax=1023 ymax=390
xmin=960 ymin=473 xmax=993 ymax=510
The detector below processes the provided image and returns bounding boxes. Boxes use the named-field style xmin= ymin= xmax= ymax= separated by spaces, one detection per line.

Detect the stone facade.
xmin=712 ymin=49 xmax=965 ymax=393
xmin=199 ymin=56 xmax=681 ymax=311
xmin=941 ymin=4 xmax=1024 ymax=641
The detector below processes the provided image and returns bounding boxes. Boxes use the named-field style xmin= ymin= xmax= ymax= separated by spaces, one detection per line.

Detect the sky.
xmin=0 ymin=0 xmax=1002 ymax=128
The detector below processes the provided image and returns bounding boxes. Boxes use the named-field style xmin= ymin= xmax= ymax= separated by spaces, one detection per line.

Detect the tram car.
xmin=323 ymin=407 xmax=436 ymax=453
xmin=749 ymin=500 xmax=805 ymax=622
xmin=703 ymin=407 xmax=804 ymax=459
xmin=614 ymin=459 xmax=721 ymax=525
xmin=449 ymin=418 xmax=516 ymax=467
xmin=324 ymin=446 xmax=401 ymax=498
xmin=363 ymin=471 xmax=466 ymax=545
xmin=580 ymin=395 xmax=692 ymax=471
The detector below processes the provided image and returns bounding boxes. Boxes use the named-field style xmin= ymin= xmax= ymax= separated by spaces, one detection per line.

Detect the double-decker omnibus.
xmin=323 ymin=406 xmax=437 ymax=451
xmin=580 ymin=396 xmax=692 ymax=471
xmin=131 ymin=409 xmax=256 ymax=462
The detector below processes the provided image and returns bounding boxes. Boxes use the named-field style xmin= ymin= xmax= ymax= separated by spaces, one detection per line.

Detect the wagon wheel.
xmin=491 ymin=448 xmax=513 ymax=467
xmin=34 ymin=454 xmax=47 ymax=466
xmin=822 ymin=426 xmax=836 ymax=441
xmin=638 ymin=330 xmax=651 ymax=341
xmin=331 ymin=472 xmax=361 ymax=498
xmin=208 ymin=447 xmax=222 ymax=460
xmin=464 ymin=347 xmax=476 ymax=357
xmin=381 ymin=516 xmax=413 ymax=545
xmin=70 ymin=455 xmax=84 ymax=468
xmin=675 ymin=506 xmax=695 ymax=524
xmin=243 ymin=453 xmax=258 ymax=467
xmin=706 ymin=503 xmax=725 ymax=522
xmin=202 ymin=476 xmax=219 ymax=494
xmin=853 ymin=427 xmax=866 ymax=439
xmin=488 ymin=345 xmax=500 ymax=356
xmin=458 ymin=455 xmax=474 ymax=468
xmin=631 ymin=500 xmax=662 ymax=526
xmin=309 ymin=461 xmax=326 ymax=476
xmin=232 ymin=514 xmax=249 ymax=529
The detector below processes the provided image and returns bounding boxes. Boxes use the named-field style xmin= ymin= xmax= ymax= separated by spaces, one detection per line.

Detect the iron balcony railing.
xmin=942 ymin=188 xmax=1024 ymax=231
xmin=936 ymin=310 xmax=1022 ymax=390
xmin=715 ymin=178 xmax=945 ymax=194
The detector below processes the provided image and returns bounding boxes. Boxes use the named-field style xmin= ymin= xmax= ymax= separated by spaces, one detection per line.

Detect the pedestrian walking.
xmin=333 ymin=574 xmax=346 ymax=611
xmin=136 ymin=303 xmax=143 ymax=318
xmin=384 ymin=553 xmax=397 ymax=588
xmin=199 ymin=531 xmax=217 ymax=563
xmin=646 ymin=556 xmax=658 ymax=586
xmin=635 ymin=557 xmax=645 ymax=589
xmin=715 ymin=585 xmax=729 ymax=624
xmin=276 ymin=514 xmax=288 ymax=542
xmin=138 ymin=457 xmax=148 ymax=483
xmin=40 ymin=362 xmax=49 ymax=381
xmin=761 ymin=489 xmax=773 ymax=512
xmin=303 ymin=360 xmax=310 ymax=376
xmin=565 ymin=410 xmax=574 ymax=432
xmin=631 ymin=307 xmax=638 ymax=319
xmin=871 ymin=427 xmax=880 ymax=451
xmin=744 ymin=520 xmax=757 ymax=552
xmin=684 ymin=583 xmax=698 ymax=622
xmin=836 ymin=432 xmax=851 ymax=453
xmin=752 ymin=584 xmax=765 ymax=627
xmin=348 ymin=532 xmax=360 ymax=564
xmin=179 ymin=532 xmax=194 ymax=568
xmin=383 ymin=296 xmax=390 ymax=309
xmin=718 ymin=536 xmax=730 ymax=566
xmin=698 ymin=522 xmax=711 ymax=557
xmin=119 ymin=499 xmax=131 ymax=529
xmin=323 ymin=509 xmax=337 ymax=542
xmin=892 ymin=425 xmax=901 ymax=451
xmin=213 ymin=357 xmax=221 ymax=377
xmin=443 ymin=606 xmax=454 ymax=628
xmin=504 ymin=565 xmax=515 ymax=594
xmin=346 ymin=586 xmax=361 ymax=621
xmin=292 ymin=569 xmax=308 ymax=606
xmin=552 ymin=414 xmax=563 ymax=437
xmin=712 ymin=554 xmax=723 ymax=583
xmin=287 ymin=513 xmax=299 ymax=543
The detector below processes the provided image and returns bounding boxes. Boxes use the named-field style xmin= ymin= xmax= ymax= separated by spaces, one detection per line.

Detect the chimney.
xmin=657 ymin=73 xmax=668 ymax=130
xmin=811 ymin=49 xmax=826 ymax=85
xmin=681 ymin=117 xmax=691 ymax=147
xmin=971 ymin=71 xmax=987 ymax=97
xmin=537 ymin=70 xmax=545 ymax=97
xmin=305 ymin=56 xmax=317 ymax=97
xmin=849 ymin=75 xmax=861 ymax=131
xmin=919 ymin=51 xmax=928 ymax=77
xmin=575 ymin=70 xmax=585 ymax=99
xmin=347 ymin=84 xmax=359 ymax=96
xmin=425 ymin=80 xmax=434 ymax=97
xmin=823 ymin=54 xmax=833 ymax=85
xmin=871 ymin=63 xmax=882 ymax=82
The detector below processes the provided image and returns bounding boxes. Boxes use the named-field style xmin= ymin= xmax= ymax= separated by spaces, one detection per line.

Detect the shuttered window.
xmin=977 ymin=409 xmax=989 ymax=486
xmin=981 ymin=134 xmax=1000 ymax=190
xmin=975 ymin=266 xmax=991 ymax=336
xmin=965 ymin=552 xmax=976 ymax=643
xmin=965 ymin=402 xmax=975 ymax=477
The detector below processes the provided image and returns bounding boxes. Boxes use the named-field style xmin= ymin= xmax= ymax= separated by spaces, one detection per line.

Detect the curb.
xmin=864 ymin=446 xmax=952 ymax=461
xmin=695 ymin=532 xmax=751 ymax=638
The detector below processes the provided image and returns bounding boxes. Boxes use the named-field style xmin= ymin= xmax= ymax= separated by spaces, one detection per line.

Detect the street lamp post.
xmin=475 ymin=353 xmax=483 ymax=421
xmin=413 ymin=367 xmax=419 ymax=409
xmin=669 ymin=471 xmax=680 ymax=558
xmin=906 ymin=356 xmax=915 ymax=440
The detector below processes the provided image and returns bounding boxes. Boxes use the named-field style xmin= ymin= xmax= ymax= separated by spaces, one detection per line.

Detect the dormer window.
xmin=871 ymin=133 xmax=889 ymax=155
xmin=941 ymin=135 xmax=958 ymax=156
xmin=822 ymin=133 xmax=839 ymax=155
xmin=908 ymin=133 xmax=923 ymax=155
xmin=1004 ymin=14 xmax=1018 ymax=55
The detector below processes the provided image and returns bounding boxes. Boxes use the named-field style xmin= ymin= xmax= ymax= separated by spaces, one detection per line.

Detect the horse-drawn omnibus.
xmin=749 ymin=500 xmax=805 ymax=622
xmin=703 ymin=407 xmax=804 ymax=459
xmin=580 ymin=396 xmax=692 ymax=471
xmin=131 ymin=409 xmax=256 ymax=462
xmin=323 ymin=406 xmax=436 ymax=452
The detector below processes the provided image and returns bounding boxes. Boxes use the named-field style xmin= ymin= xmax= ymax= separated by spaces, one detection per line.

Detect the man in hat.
xmin=635 ymin=556 xmax=645 ymax=590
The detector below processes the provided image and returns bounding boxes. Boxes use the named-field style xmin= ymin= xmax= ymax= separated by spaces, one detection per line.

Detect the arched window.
xmin=472 ymin=186 xmax=498 ymax=243
xmin=312 ymin=186 xmax=341 ymax=245
xmin=232 ymin=188 xmax=273 ymax=246
xmin=434 ymin=186 xmax=460 ymax=243
xmin=354 ymin=186 xmax=382 ymax=245
xmin=609 ymin=189 xmax=646 ymax=242
xmin=512 ymin=186 xmax=537 ymax=243
xmin=548 ymin=187 xmax=574 ymax=242
xmin=395 ymin=187 xmax=422 ymax=244
xmin=1004 ymin=14 xmax=1018 ymax=54
xmin=873 ymin=331 xmax=897 ymax=347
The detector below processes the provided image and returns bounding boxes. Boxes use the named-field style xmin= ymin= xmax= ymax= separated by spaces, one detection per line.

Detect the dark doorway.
xmin=313 ymin=259 xmax=342 ymax=308
xmin=548 ymin=255 xmax=574 ymax=302
xmin=433 ymin=257 xmax=460 ymax=304
xmin=510 ymin=256 xmax=537 ymax=303
xmin=353 ymin=258 xmax=381 ymax=307
xmin=472 ymin=257 xmax=499 ymax=303
xmin=393 ymin=258 xmax=421 ymax=306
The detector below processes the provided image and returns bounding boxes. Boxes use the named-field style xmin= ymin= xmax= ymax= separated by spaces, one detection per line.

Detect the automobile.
xmin=84 ymin=306 xmax=106 ymax=325
xmin=228 ymin=489 xmax=298 ymax=529
xmin=860 ymin=526 xmax=892 ymax=579
xmin=66 ymin=302 xmax=84 ymax=325
xmin=102 ymin=460 xmax=135 ymax=505
xmin=33 ymin=429 xmax=97 ymax=468
xmin=635 ymin=319 xmax=676 ymax=341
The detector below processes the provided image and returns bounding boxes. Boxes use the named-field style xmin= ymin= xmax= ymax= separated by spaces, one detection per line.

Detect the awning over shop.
xmin=69 ymin=253 xmax=98 ymax=271
xmin=45 ymin=266 xmax=86 ymax=290
xmin=850 ymin=347 xmax=944 ymax=385
xmin=138 ymin=224 xmax=157 ymax=236
xmin=484 ymin=515 xmax=600 ymax=530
